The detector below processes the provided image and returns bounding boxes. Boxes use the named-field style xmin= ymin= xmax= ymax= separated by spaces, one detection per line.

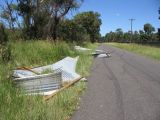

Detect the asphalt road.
xmin=71 ymin=44 xmax=160 ymax=120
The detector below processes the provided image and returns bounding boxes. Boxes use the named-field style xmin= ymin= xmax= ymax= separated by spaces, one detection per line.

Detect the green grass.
xmin=0 ymin=41 xmax=98 ymax=120
xmin=77 ymin=43 xmax=99 ymax=76
xmin=108 ymin=43 xmax=160 ymax=61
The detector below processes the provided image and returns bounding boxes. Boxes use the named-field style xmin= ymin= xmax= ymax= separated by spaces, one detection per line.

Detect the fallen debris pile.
xmin=92 ymin=50 xmax=111 ymax=58
xmin=14 ymin=72 xmax=62 ymax=95
xmin=74 ymin=45 xmax=111 ymax=58
xmin=12 ymin=47 xmax=111 ymax=97
xmin=74 ymin=46 xmax=91 ymax=51
xmin=13 ymin=57 xmax=81 ymax=96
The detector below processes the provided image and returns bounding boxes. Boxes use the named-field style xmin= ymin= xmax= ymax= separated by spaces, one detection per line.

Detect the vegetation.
xmin=0 ymin=0 xmax=101 ymax=43
xmin=58 ymin=11 xmax=102 ymax=43
xmin=104 ymin=23 xmax=159 ymax=43
xmin=0 ymin=23 xmax=11 ymax=63
xmin=0 ymin=41 xmax=98 ymax=120
xmin=108 ymin=43 xmax=160 ymax=61
xmin=77 ymin=43 xmax=99 ymax=76
xmin=74 ymin=11 xmax=102 ymax=43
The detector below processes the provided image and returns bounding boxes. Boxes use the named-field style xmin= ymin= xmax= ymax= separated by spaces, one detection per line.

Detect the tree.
xmin=144 ymin=23 xmax=155 ymax=35
xmin=123 ymin=32 xmax=130 ymax=43
xmin=0 ymin=23 xmax=11 ymax=62
xmin=16 ymin=0 xmax=35 ymax=38
xmin=74 ymin=11 xmax=102 ymax=43
xmin=105 ymin=31 xmax=116 ymax=42
xmin=143 ymin=23 xmax=155 ymax=42
xmin=133 ymin=31 xmax=140 ymax=43
xmin=16 ymin=0 xmax=83 ymax=40
xmin=115 ymin=28 xmax=123 ymax=42
xmin=43 ymin=0 xmax=83 ymax=41
xmin=0 ymin=0 xmax=19 ymax=30
xmin=58 ymin=19 xmax=88 ymax=43
xmin=0 ymin=23 xmax=8 ymax=45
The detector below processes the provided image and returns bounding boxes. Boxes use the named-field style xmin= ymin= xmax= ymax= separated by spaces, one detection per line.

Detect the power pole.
xmin=129 ymin=18 xmax=135 ymax=43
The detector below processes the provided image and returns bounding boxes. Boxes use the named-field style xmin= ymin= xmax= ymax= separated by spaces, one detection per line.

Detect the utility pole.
xmin=129 ymin=18 xmax=135 ymax=43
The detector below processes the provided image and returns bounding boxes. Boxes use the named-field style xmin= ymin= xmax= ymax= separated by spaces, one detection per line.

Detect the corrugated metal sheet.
xmin=13 ymin=57 xmax=81 ymax=82
xmin=13 ymin=72 xmax=62 ymax=94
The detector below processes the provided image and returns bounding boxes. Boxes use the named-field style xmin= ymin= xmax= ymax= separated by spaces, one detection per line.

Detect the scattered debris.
xmin=74 ymin=46 xmax=91 ymax=51
xmin=13 ymin=72 xmax=62 ymax=95
xmin=32 ymin=57 xmax=81 ymax=82
xmin=80 ymin=77 xmax=87 ymax=82
xmin=74 ymin=46 xmax=111 ymax=58
xmin=95 ymin=50 xmax=104 ymax=52
xmin=13 ymin=57 xmax=80 ymax=82
xmin=92 ymin=50 xmax=111 ymax=58
xmin=13 ymin=57 xmax=82 ymax=95
xmin=96 ymin=53 xmax=111 ymax=58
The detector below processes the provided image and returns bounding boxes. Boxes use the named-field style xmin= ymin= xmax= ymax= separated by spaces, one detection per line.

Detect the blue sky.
xmin=68 ymin=0 xmax=160 ymax=36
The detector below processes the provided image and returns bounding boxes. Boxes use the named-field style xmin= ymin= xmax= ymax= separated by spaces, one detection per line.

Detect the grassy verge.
xmin=76 ymin=43 xmax=99 ymax=76
xmin=108 ymin=43 xmax=160 ymax=61
xmin=0 ymin=41 xmax=98 ymax=120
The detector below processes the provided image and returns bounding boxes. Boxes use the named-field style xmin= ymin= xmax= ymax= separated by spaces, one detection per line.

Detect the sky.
xmin=68 ymin=0 xmax=160 ymax=36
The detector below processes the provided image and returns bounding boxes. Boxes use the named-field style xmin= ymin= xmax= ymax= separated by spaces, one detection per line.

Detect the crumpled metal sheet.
xmin=13 ymin=72 xmax=62 ymax=95
xmin=13 ymin=57 xmax=81 ymax=95
xmin=13 ymin=57 xmax=81 ymax=82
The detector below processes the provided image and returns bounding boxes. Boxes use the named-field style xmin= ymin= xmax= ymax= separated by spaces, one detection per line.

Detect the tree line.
xmin=0 ymin=0 xmax=102 ymax=43
xmin=104 ymin=23 xmax=160 ymax=43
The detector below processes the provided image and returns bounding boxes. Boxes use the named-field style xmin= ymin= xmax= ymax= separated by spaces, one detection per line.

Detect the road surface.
xmin=71 ymin=44 xmax=160 ymax=120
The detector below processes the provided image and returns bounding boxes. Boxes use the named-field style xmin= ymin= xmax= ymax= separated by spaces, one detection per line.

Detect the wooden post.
xmin=44 ymin=77 xmax=83 ymax=101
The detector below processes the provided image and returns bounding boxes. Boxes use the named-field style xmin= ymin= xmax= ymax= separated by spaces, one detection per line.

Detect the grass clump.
xmin=0 ymin=40 xmax=98 ymax=120
xmin=108 ymin=43 xmax=160 ymax=61
xmin=12 ymin=41 xmax=74 ymax=67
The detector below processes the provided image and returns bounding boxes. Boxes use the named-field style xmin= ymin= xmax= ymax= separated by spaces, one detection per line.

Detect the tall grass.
xmin=77 ymin=43 xmax=99 ymax=76
xmin=12 ymin=41 xmax=75 ymax=66
xmin=0 ymin=41 xmax=98 ymax=120
xmin=108 ymin=43 xmax=160 ymax=61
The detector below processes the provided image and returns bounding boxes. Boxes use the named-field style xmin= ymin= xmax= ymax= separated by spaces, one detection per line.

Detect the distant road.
xmin=71 ymin=44 xmax=160 ymax=120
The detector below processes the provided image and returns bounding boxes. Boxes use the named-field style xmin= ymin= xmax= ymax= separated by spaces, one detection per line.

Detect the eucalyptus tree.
xmin=115 ymin=28 xmax=123 ymax=42
xmin=16 ymin=0 xmax=78 ymax=39
xmin=74 ymin=11 xmax=102 ymax=43
xmin=105 ymin=31 xmax=116 ymax=42
xmin=0 ymin=0 xmax=19 ymax=30
xmin=143 ymin=23 xmax=155 ymax=42
xmin=144 ymin=23 xmax=155 ymax=35
xmin=58 ymin=19 xmax=87 ymax=43
xmin=42 ymin=0 xmax=83 ymax=41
